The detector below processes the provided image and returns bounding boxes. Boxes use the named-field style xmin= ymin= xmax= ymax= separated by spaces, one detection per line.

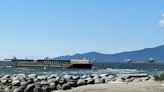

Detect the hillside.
xmin=55 ymin=45 xmax=164 ymax=62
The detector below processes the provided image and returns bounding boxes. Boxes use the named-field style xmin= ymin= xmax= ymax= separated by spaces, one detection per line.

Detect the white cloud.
xmin=159 ymin=19 xmax=164 ymax=27
xmin=158 ymin=13 xmax=164 ymax=27
xmin=162 ymin=13 xmax=164 ymax=17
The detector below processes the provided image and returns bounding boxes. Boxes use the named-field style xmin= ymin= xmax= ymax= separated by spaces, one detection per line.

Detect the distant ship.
xmin=123 ymin=59 xmax=132 ymax=63
xmin=136 ymin=57 xmax=155 ymax=64
xmin=5 ymin=57 xmax=92 ymax=69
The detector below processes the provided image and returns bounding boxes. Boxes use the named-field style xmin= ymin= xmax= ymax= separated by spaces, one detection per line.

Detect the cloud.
xmin=162 ymin=13 xmax=164 ymax=17
xmin=158 ymin=13 xmax=164 ymax=27
xmin=159 ymin=20 xmax=164 ymax=27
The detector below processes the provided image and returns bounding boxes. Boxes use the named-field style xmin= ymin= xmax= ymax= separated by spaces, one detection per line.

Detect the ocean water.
xmin=0 ymin=61 xmax=164 ymax=76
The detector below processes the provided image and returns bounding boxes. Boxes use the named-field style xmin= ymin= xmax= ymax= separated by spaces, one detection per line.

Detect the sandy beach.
xmin=55 ymin=81 xmax=164 ymax=92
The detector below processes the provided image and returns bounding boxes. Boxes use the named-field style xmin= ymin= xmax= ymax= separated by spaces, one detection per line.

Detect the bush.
xmin=154 ymin=73 xmax=164 ymax=81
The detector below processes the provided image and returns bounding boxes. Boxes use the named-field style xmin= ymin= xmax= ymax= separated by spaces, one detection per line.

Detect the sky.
xmin=0 ymin=0 xmax=164 ymax=59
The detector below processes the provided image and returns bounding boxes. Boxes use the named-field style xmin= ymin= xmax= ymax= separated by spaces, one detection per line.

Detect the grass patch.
xmin=153 ymin=73 xmax=164 ymax=81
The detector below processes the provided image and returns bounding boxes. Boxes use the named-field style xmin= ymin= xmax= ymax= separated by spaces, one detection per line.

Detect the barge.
xmin=5 ymin=57 xmax=92 ymax=69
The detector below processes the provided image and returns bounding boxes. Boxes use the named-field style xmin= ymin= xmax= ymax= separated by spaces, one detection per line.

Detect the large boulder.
xmin=81 ymin=75 xmax=88 ymax=79
xmin=58 ymin=78 xmax=67 ymax=84
xmin=56 ymin=84 xmax=62 ymax=90
xmin=12 ymin=80 xmax=20 ymax=86
xmin=62 ymin=83 xmax=71 ymax=90
xmin=77 ymin=79 xmax=87 ymax=86
xmin=86 ymin=78 xmax=94 ymax=84
xmin=47 ymin=79 xmax=56 ymax=84
xmin=34 ymin=82 xmax=42 ymax=88
xmin=68 ymin=81 xmax=77 ymax=87
xmin=4 ymin=86 xmax=12 ymax=92
xmin=13 ymin=87 xmax=23 ymax=92
xmin=72 ymin=76 xmax=80 ymax=80
xmin=28 ymin=74 xmax=37 ymax=79
xmin=99 ymin=74 xmax=108 ymax=78
xmin=47 ymin=74 xmax=58 ymax=79
xmin=33 ymin=87 xmax=42 ymax=92
xmin=20 ymin=81 xmax=28 ymax=88
xmin=27 ymin=78 xmax=34 ymax=84
xmin=37 ymin=75 xmax=47 ymax=80
xmin=24 ymin=84 xmax=35 ymax=92
xmin=93 ymin=75 xmax=100 ymax=79
xmin=49 ymin=82 xmax=56 ymax=90
xmin=1 ymin=79 xmax=8 ymax=84
xmin=94 ymin=78 xmax=105 ymax=84
xmin=64 ymin=75 xmax=72 ymax=81
xmin=41 ymin=84 xmax=51 ymax=92
xmin=16 ymin=74 xmax=26 ymax=78
xmin=2 ymin=75 xmax=10 ymax=79
xmin=40 ymin=80 xmax=48 ymax=85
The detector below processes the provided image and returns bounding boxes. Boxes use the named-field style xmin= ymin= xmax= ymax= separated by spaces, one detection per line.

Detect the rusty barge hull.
xmin=6 ymin=58 xmax=92 ymax=69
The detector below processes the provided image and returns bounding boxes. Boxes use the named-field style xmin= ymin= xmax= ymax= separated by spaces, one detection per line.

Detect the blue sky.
xmin=0 ymin=0 xmax=164 ymax=59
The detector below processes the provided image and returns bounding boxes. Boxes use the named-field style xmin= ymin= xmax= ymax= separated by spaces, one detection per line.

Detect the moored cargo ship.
xmin=5 ymin=57 xmax=92 ymax=69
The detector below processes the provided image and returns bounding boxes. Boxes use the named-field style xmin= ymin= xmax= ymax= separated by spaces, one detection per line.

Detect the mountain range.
xmin=55 ymin=45 xmax=164 ymax=62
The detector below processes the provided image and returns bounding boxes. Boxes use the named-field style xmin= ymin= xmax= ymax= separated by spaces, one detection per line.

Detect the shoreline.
xmin=0 ymin=73 xmax=163 ymax=92
xmin=55 ymin=81 xmax=164 ymax=92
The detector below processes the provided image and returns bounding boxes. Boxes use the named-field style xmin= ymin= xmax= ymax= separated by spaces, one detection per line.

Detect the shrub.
xmin=154 ymin=73 xmax=164 ymax=81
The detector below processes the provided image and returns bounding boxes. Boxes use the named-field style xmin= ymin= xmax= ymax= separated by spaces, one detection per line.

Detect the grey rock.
xmin=93 ymin=75 xmax=100 ymax=79
xmin=20 ymin=81 xmax=28 ymax=88
xmin=1 ymin=79 xmax=8 ymax=84
xmin=99 ymin=74 xmax=108 ymax=78
xmin=24 ymin=84 xmax=35 ymax=92
xmin=13 ymin=87 xmax=23 ymax=92
xmin=41 ymin=84 xmax=51 ymax=92
xmin=11 ymin=77 xmax=19 ymax=81
xmin=64 ymin=75 xmax=72 ymax=80
xmin=7 ymin=79 xmax=12 ymax=83
xmin=16 ymin=74 xmax=26 ymax=78
xmin=47 ymin=74 xmax=58 ymax=79
xmin=27 ymin=79 xmax=34 ymax=84
xmin=33 ymin=87 xmax=42 ymax=92
xmin=4 ymin=86 xmax=12 ymax=92
xmin=81 ymin=75 xmax=87 ymax=79
xmin=115 ymin=78 xmax=125 ymax=82
xmin=33 ymin=78 xmax=39 ymax=82
xmin=94 ymin=78 xmax=105 ymax=84
xmin=28 ymin=74 xmax=36 ymax=79
xmin=55 ymin=76 xmax=60 ymax=81
xmin=37 ymin=75 xmax=47 ymax=80
xmin=68 ymin=81 xmax=77 ymax=87
xmin=49 ymin=82 xmax=56 ymax=90
xmin=62 ymin=83 xmax=71 ymax=90
xmin=72 ymin=76 xmax=80 ymax=80
xmin=47 ymin=79 xmax=56 ymax=84
xmin=77 ymin=79 xmax=86 ymax=86
xmin=12 ymin=80 xmax=20 ymax=86
xmin=58 ymin=78 xmax=67 ymax=84
xmin=56 ymin=84 xmax=62 ymax=90
xmin=0 ymin=84 xmax=8 ymax=89
xmin=41 ymin=80 xmax=48 ymax=85
xmin=86 ymin=78 xmax=94 ymax=84
xmin=2 ymin=75 xmax=10 ymax=79
xmin=125 ymin=78 xmax=134 ymax=82
xmin=108 ymin=75 xmax=115 ymax=79
xmin=34 ymin=82 xmax=42 ymax=88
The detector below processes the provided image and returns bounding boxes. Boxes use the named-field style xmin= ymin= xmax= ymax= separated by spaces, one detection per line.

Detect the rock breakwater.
xmin=0 ymin=73 xmax=153 ymax=92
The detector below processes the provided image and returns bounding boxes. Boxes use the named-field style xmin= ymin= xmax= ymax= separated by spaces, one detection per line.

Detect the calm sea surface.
xmin=0 ymin=61 xmax=163 ymax=76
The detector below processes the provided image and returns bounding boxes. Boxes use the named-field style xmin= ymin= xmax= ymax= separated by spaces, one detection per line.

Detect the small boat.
xmin=43 ymin=66 xmax=47 ymax=70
